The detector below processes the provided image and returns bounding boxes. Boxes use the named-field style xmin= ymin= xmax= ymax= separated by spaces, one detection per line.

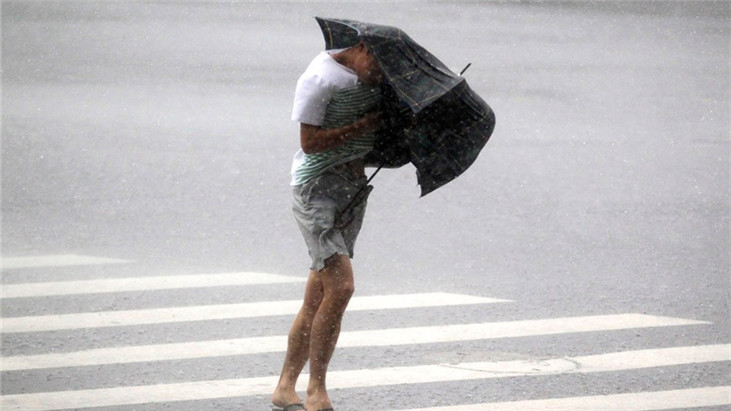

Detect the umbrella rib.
xmin=325 ymin=21 xmax=335 ymax=48
xmin=387 ymin=77 xmax=464 ymax=112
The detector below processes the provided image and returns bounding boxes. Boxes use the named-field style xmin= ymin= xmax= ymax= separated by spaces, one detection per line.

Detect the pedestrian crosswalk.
xmin=3 ymin=345 xmax=729 ymax=410
xmin=2 ymin=292 xmax=508 ymax=333
xmin=2 ymin=254 xmax=131 ymax=270
xmin=1 ymin=271 xmax=307 ymax=298
xmin=1 ymin=255 xmax=729 ymax=410
xmin=400 ymin=386 xmax=731 ymax=411
xmin=1 ymin=314 xmax=709 ymax=371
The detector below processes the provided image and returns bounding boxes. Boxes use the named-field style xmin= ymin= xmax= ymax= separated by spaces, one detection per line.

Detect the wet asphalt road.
xmin=2 ymin=1 xmax=728 ymax=410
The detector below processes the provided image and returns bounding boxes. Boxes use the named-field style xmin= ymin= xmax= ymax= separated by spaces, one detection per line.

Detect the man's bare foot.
xmin=304 ymin=388 xmax=332 ymax=411
xmin=271 ymin=386 xmax=303 ymax=410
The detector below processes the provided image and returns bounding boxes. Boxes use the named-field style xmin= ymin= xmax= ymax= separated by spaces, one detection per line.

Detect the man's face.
xmin=353 ymin=46 xmax=383 ymax=85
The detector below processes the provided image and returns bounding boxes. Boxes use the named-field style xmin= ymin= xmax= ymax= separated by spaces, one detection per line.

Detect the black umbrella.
xmin=315 ymin=17 xmax=496 ymax=197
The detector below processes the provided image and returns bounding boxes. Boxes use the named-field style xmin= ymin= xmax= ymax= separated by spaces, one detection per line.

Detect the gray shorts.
xmin=293 ymin=166 xmax=372 ymax=271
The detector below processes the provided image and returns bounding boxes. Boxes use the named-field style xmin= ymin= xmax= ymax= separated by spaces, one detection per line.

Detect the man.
xmin=271 ymin=40 xmax=384 ymax=411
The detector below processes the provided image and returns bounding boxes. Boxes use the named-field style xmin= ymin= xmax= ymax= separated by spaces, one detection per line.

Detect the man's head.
xmin=345 ymin=41 xmax=384 ymax=85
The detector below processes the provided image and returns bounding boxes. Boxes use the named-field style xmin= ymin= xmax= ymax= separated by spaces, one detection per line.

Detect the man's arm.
xmin=300 ymin=112 xmax=382 ymax=154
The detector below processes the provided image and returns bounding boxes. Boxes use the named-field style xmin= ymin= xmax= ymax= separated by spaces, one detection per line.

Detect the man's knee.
xmin=327 ymin=287 xmax=353 ymax=314
xmin=337 ymin=281 xmax=355 ymax=301
xmin=325 ymin=275 xmax=354 ymax=305
xmin=321 ymin=255 xmax=355 ymax=306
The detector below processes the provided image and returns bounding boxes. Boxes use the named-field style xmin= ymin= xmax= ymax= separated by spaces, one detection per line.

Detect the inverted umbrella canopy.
xmin=315 ymin=17 xmax=496 ymax=196
xmin=316 ymin=17 xmax=461 ymax=113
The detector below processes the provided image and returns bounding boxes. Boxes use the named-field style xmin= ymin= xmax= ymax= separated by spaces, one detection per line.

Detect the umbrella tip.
xmin=459 ymin=63 xmax=472 ymax=76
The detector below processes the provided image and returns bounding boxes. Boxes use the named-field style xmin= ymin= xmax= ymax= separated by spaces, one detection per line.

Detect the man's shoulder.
xmin=302 ymin=51 xmax=358 ymax=89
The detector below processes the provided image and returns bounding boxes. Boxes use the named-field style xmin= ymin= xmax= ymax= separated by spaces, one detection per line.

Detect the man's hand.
xmin=356 ymin=111 xmax=383 ymax=134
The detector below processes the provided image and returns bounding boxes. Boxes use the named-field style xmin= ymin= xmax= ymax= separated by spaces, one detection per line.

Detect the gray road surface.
xmin=2 ymin=1 xmax=729 ymax=410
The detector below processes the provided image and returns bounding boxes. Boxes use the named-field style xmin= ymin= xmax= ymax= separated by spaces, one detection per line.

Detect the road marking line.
xmin=1 ymin=313 xmax=708 ymax=371
xmin=1 ymin=254 xmax=131 ymax=270
xmin=399 ymin=386 xmax=731 ymax=411
xmin=1 ymin=272 xmax=305 ymax=298
xmin=0 ymin=293 xmax=509 ymax=333
xmin=1 ymin=345 xmax=727 ymax=411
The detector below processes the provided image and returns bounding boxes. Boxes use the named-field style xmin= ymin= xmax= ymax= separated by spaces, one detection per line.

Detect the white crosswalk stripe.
xmin=1 ymin=272 xmax=305 ymax=298
xmin=2 ymin=292 xmax=509 ymax=333
xmin=399 ymin=386 xmax=731 ymax=411
xmin=1 ymin=255 xmax=729 ymax=411
xmin=1 ymin=254 xmax=131 ymax=270
xmin=1 ymin=313 xmax=708 ymax=371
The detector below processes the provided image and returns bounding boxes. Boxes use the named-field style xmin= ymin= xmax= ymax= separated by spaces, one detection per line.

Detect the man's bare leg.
xmin=272 ymin=270 xmax=325 ymax=408
xmin=305 ymin=254 xmax=355 ymax=411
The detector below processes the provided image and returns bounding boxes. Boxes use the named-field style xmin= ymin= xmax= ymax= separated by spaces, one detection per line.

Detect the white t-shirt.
xmin=291 ymin=50 xmax=357 ymax=126
xmin=290 ymin=51 xmax=380 ymax=186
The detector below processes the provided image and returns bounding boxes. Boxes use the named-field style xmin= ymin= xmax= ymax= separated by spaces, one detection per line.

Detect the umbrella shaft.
xmin=336 ymin=163 xmax=383 ymax=227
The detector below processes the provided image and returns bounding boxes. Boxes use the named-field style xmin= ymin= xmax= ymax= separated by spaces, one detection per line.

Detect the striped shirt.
xmin=290 ymin=51 xmax=381 ymax=186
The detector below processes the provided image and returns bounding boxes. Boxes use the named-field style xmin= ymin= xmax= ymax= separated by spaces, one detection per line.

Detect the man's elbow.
xmin=300 ymin=140 xmax=318 ymax=154
xmin=299 ymin=125 xmax=321 ymax=154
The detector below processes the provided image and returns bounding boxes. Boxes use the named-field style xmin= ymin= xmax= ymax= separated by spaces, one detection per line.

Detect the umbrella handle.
xmin=335 ymin=163 xmax=384 ymax=228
